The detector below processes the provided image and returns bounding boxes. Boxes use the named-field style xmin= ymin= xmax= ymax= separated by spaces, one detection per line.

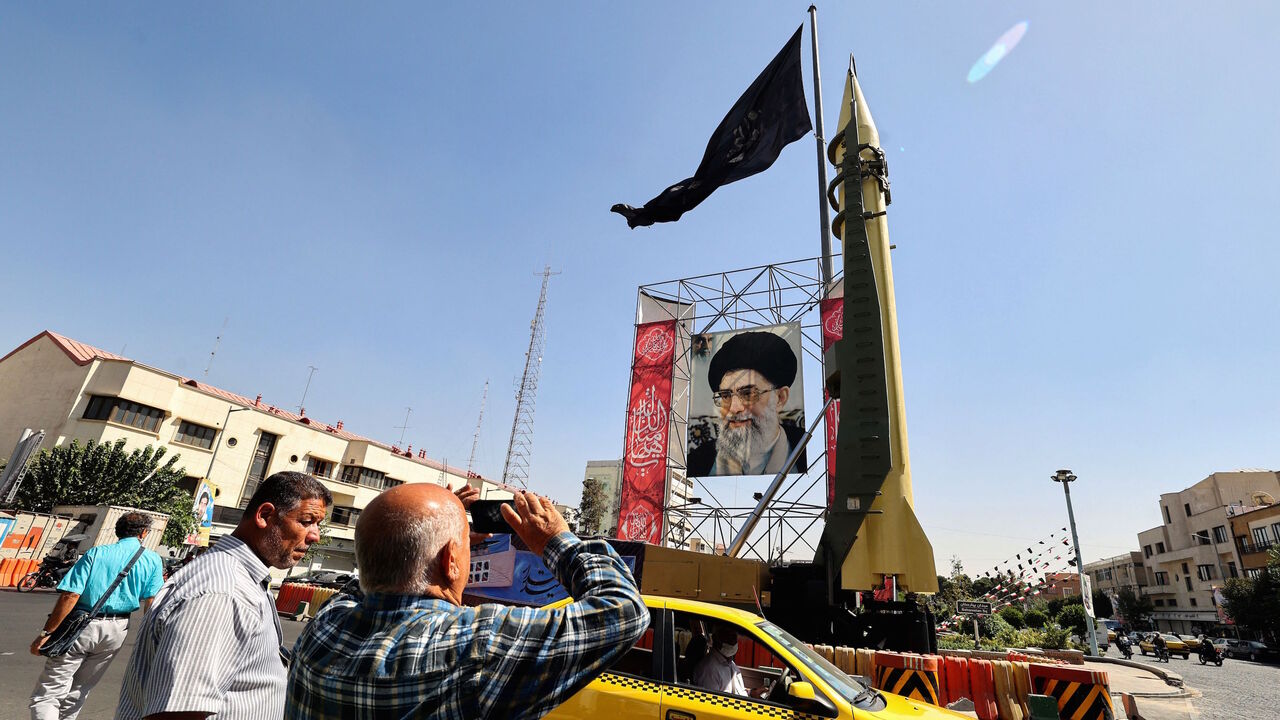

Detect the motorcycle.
xmin=1198 ymin=645 xmax=1224 ymax=666
xmin=1155 ymin=645 xmax=1171 ymax=663
xmin=1116 ymin=638 xmax=1134 ymax=660
xmin=17 ymin=556 xmax=77 ymax=592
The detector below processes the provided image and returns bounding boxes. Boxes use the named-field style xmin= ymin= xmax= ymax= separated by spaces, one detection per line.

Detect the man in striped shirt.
xmin=287 ymin=484 xmax=648 ymax=720
xmin=115 ymin=472 xmax=332 ymax=720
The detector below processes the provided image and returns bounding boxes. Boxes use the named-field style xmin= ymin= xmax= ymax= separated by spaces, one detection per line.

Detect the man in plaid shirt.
xmin=287 ymin=484 xmax=648 ymax=720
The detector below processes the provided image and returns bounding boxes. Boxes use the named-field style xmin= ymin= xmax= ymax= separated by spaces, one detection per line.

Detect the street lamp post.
xmin=1053 ymin=469 xmax=1099 ymax=656
xmin=206 ymin=406 xmax=250 ymax=490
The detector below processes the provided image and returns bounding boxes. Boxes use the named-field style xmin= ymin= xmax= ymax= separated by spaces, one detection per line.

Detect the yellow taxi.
xmin=546 ymin=595 xmax=969 ymax=720
xmin=1138 ymin=633 xmax=1191 ymax=659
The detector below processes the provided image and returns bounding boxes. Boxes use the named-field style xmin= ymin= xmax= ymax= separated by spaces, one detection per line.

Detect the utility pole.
xmin=502 ymin=267 xmax=558 ymax=489
xmin=1053 ymin=469 xmax=1099 ymax=656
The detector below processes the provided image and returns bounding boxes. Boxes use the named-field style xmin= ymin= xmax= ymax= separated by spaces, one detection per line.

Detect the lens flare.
xmin=967 ymin=21 xmax=1028 ymax=83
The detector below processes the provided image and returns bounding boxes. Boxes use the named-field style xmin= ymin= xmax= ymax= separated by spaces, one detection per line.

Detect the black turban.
xmin=707 ymin=331 xmax=797 ymax=391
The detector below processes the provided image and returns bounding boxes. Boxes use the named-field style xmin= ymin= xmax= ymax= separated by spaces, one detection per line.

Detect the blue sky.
xmin=3 ymin=3 xmax=1277 ymax=575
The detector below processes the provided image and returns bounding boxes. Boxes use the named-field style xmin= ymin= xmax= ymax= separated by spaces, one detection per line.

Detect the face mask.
xmin=719 ymin=642 xmax=739 ymax=659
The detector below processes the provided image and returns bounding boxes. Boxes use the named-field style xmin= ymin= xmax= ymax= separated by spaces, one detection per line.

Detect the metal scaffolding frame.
xmin=634 ymin=256 xmax=841 ymax=564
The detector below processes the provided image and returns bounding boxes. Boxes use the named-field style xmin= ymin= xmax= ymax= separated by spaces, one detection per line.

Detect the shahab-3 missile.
xmin=821 ymin=59 xmax=937 ymax=595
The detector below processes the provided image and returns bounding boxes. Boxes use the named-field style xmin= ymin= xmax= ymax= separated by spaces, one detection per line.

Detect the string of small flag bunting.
xmin=938 ymin=527 xmax=1076 ymax=631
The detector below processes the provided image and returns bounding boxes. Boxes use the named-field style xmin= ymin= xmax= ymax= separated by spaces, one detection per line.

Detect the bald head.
xmin=356 ymin=483 xmax=469 ymax=595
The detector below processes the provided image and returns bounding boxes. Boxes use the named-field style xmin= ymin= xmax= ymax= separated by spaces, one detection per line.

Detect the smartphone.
xmin=469 ymin=499 xmax=516 ymax=534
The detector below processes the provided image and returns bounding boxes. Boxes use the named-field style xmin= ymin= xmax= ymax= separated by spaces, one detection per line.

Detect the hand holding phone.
xmin=468 ymin=500 xmax=516 ymax=535
xmin=500 ymin=491 xmax=571 ymax=556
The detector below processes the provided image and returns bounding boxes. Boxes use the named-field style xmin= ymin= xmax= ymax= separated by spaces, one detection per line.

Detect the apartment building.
xmin=578 ymin=458 xmax=694 ymax=549
xmin=1083 ymin=551 xmax=1147 ymax=623
xmin=1135 ymin=470 xmax=1280 ymax=634
xmin=1229 ymin=502 xmax=1280 ymax=576
xmin=1083 ymin=551 xmax=1146 ymax=596
xmin=0 ymin=330 xmax=519 ymax=577
xmin=1040 ymin=572 xmax=1081 ymax=602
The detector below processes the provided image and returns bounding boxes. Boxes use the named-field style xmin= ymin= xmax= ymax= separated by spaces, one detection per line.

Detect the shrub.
xmin=938 ymin=632 xmax=1003 ymax=652
xmin=979 ymin=613 xmax=1015 ymax=639
xmin=1038 ymin=624 xmax=1071 ymax=650
xmin=999 ymin=606 xmax=1025 ymax=629
xmin=1023 ymin=609 xmax=1049 ymax=629
xmin=1056 ymin=604 xmax=1088 ymax=637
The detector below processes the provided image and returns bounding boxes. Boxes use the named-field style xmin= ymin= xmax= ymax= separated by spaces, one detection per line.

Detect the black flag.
xmin=612 ymin=26 xmax=812 ymax=228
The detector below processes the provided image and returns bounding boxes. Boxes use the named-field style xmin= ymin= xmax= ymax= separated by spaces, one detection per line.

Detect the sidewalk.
xmin=1082 ymin=659 xmax=1198 ymax=720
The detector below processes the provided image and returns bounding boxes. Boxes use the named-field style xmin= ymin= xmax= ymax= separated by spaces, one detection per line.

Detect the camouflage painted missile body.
xmin=821 ymin=63 xmax=937 ymax=594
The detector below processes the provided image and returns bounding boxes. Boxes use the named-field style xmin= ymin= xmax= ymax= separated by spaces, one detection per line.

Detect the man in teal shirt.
xmin=28 ymin=512 xmax=163 ymax=720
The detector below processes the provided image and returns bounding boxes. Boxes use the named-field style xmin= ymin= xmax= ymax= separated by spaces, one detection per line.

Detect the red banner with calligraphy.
xmin=820 ymin=297 xmax=843 ymax=509
xmin=616 ymin=320 xmax=677 ymax=544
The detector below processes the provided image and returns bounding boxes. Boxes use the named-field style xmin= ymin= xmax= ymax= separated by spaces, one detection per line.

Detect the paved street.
xmin=4 ymin=588 xmax=1279 ymax=720
xmin=1116 ymin=651 xmax=1280 ymax=720
xmin=0 ymin=590 xmax=306 ymax=720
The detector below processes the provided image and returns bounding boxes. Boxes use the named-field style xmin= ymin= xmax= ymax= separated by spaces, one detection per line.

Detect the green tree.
xmin=1221 ymin=548 xmax=1280 ymax=640
xmin=998 ymin=606 xmax=1025 ymax=629
xmin=1047 ymin=593 xmax=1083 ymax=617
xmin=1092 ymin=589 xmax=1114 ymax=619
xmin=1056 ymin=604 xmax=1089 ymax=637
xmin=577 ymin=477 xmax=611 ymax=536
xmin=1023 ymin=608 xmax=1049 ymax=629
xmin=15 ymin=439 xmax=195 ymax=547
xmin=1116 ymin=588 xmax=1154 ymax=628
xmin=928 ymin=556 xmax=973 ymax=619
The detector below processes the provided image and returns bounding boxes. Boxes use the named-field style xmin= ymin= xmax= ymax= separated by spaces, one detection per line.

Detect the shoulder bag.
xmin=40 ymin=544 xmax=148 ymax=657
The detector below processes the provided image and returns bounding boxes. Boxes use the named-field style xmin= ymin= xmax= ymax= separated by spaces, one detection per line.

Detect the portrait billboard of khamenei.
xmin=686 ymin=323 xmax=806 ymax=477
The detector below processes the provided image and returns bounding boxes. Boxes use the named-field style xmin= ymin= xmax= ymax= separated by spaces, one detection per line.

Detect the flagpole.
xmin=808 ymin=5 xmax=834 ymax=286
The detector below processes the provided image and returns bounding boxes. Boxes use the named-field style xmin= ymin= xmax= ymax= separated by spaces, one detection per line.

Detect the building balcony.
xmin=1237 ymin=538 xmax=1274 ymax=555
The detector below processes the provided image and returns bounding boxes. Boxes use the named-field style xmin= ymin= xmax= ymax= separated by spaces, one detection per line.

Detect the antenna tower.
xmin=203 ymin=317 xmax=229 ymax=377
xmin=502 ymin=266 xmax=558 ymax=489
xmin=467 ymin=379 xmax=489 ymax=475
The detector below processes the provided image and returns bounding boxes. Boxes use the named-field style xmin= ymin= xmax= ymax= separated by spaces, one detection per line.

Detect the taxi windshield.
xmin=755 ymin=621 xmax=867 ymax=703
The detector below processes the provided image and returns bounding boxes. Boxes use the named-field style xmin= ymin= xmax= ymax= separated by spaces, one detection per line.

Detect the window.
xmin=330 ymin=506 xmax=360 ymax=527
xmin=1181 ymin=562 xmax=1189 ymax=574
xmin=1143 ymin=545 xmax=1152 ymax=558
xmin=82 ymin=395 xmax=165 ymax=432
xmin=1228 ymin=562 xmax=1238 ymax=578
xmin=1155 ymin=571 xmax=1169 ymax=585
xmin=1272 ymin=524 xmax=1280 ymax=544
xmin=607 ymin=610 xmax=659 ymax=680
xmin=341 ymin=465 xmax=390 ymax=489
xmin=1184 ymin=503 xmax=1192 ymax=517
xmin=1163 ymin=506 xmax=1171 ymax=523
xmin=1155 ymin=599 xmax=1165 ymax=607
xmin=1196 ymin=565 xmax=1214 ymax=581
xmin=670 ymin=610 xmax=798 ymax=705
xmin=306 ymin=457 xmax=335 ymax=479
xmin=1062 ymin=587 xmax=1074 ymax=596
xmin=1168 ymin=599 xmax=1177 ymax=607
xmin=213 ymin=505 xmax=244 ymax=526
xmin=1156 ymin=542 xmax=1166 ymax=554
xmin=1212 ymin=526 xmax=1228 ymax=544
xmin=174 ymin=420 xmax=217 ymax=450
xmin=1190 ymin=598 xmax=1197 ymax=607
xmin=1252 ymin=527 xmax=1270 ymax=546
xmin=1246 ymin=568 xmax=1264 ymax=579
xmin=1184 ymin=575 xmax=1193 ymax=591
